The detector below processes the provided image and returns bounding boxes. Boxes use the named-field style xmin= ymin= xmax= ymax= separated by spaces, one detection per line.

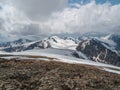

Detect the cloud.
xmin=0 ymin=1 xmax=120 ymax=41
xmin=44 ymin=2 xmax=120 ymax=34
xmin=10 ymin=0 xmax=68 ymax=21
xmin=0 ymin=0 xmax=68 ymax=40
xmin=10 ymin=24 xmax=42 ymax=36
xmin=0 ymin=4 xmax=32 ymax=41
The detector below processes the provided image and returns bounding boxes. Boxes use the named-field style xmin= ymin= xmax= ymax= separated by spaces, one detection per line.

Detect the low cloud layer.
xmin=0 ymin=0 xmax=120 ymax=41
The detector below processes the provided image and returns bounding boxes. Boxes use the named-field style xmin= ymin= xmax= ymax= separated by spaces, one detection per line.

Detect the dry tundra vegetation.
xmin=0 ymin=56 xmax=120 ymax=90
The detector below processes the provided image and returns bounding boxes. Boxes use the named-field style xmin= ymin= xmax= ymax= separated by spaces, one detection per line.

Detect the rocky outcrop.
xmin=25 ymin=40 xmax=51 ymax=50
xmin=3 ymin=46 xmax=25 ymax=52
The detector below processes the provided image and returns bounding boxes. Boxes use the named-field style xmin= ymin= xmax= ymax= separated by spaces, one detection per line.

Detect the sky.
xmin=0 ymin=0 xmax=120 ymax=41
xmin=69 ymin=0 xmax=120 ymax=5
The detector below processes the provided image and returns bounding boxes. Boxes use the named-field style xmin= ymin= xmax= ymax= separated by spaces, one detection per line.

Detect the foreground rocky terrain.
xmin=0 ymin=58 xmax=120 ymax=90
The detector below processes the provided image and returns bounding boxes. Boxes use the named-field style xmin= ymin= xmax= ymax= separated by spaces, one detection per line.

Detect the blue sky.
xmin=69 ymin=0 xmax=120 ymax=5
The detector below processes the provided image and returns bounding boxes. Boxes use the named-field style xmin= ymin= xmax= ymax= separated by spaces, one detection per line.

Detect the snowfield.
xmin=43 ymin=36 xmax=78 ymax=50
xmin=0 ymin=48 xmax=120 ymax=74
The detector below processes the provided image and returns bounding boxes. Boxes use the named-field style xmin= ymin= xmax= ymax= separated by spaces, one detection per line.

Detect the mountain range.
xmin=0 ymin=33 xmax=120 ymax=67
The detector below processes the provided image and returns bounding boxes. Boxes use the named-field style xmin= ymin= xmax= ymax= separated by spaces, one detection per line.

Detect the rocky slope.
xmin=76 ymin=39 xmax=120 ymax=66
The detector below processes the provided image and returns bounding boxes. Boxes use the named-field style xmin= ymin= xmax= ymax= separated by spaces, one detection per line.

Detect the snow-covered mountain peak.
xmin=41 ymin=36 xmax=78 ymax=50
xmin=48 ymin=36 xmax=60 ymax=40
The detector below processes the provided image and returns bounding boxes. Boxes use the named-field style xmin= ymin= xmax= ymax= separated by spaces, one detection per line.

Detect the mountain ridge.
xmin=0 ymin=34 xmax=120 ymax=67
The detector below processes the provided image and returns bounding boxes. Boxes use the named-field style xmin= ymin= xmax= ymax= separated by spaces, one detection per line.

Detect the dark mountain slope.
xmin=76 ymin=39 xmax=120 ymax=66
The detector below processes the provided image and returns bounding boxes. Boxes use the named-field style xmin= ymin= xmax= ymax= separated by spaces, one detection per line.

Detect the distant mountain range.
xmin=0 ymin=33 xmax=120 ymax=66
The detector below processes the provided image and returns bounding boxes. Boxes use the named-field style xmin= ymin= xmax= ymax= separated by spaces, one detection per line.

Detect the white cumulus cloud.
xmin=42 ymin=2 xmax=120 ymax=34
